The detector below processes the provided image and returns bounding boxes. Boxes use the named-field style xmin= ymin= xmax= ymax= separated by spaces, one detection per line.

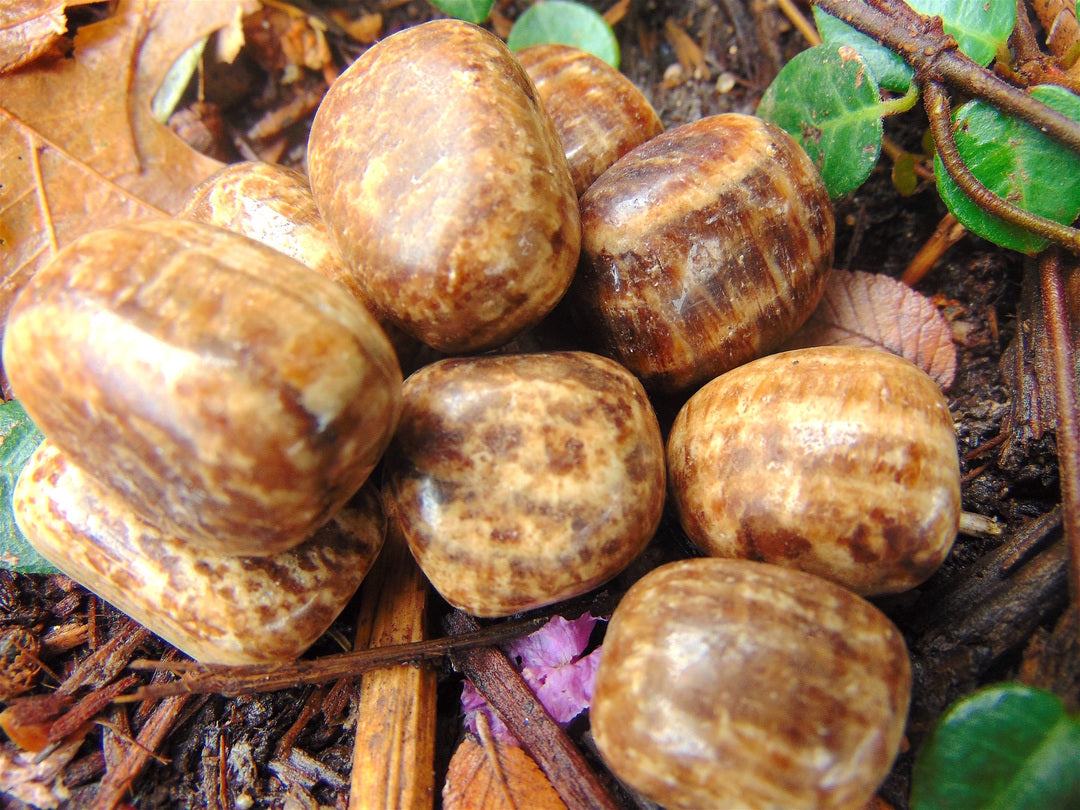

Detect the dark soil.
xmin=2 ymin=2 xmax=1077 ymax=809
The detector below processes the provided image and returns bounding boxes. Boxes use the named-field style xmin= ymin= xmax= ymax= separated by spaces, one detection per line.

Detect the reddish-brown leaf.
xmin=443 ymin=737 xmax=567 ymax=810
xmin=0 ymin=0 xmax=255 ymax=373
xmin=784 ymin=269 xmax=958 ymax=388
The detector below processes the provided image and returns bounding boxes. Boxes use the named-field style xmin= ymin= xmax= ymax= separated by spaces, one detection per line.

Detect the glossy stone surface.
xmin=573 ymin=113 xmax=834 ymax=392
xmin=667 ymin=346 xmax=961 ymax=595
xmin=592 ymin=558 xmax=911 ymax=810
xmin=308 ymin=20 xmax=580 ymax=354
xmin=3 ymin=218 xmax=402 ymax=556
xmin=15 ymin=441 xmax=385 ymax=665
xmin=384 ymin=351 xmax=665 ymax=617
xmin=517 ymin=43 xmax=663 ymax=195
xmin=180 ymin=161 xmax=361 ymax=299
xmin=179 ymin=161 xmax=417 ymax=369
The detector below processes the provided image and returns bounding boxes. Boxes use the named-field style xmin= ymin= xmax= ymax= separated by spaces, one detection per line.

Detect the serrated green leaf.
xmin=757 ymin=44 xmax=883 ymax=198
xmin=507 ymin=1 xmax=619 ymax=68
xmin=428 ymin=0 xmax=496 ymax=24
xmin=935 ymin=84 xmax=1080 ymax=254
xmin=813 ymin=7 xmax=913 ymax=93
xmin=908 ymin=0 xmax=1016 ymax=68
xmin=0 ymin=400 xmax=55 ymax=574
xmin=911 ymin=683 xmax=1080 ymax=810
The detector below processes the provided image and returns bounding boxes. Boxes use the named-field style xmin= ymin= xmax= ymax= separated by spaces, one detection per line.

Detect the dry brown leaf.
xmin=443 ymin=737 xmax=567 ymax=810
xmin=0 ymin=0 xmax=84 ymax=74
xmin=784 ymin=269 xmax=958 ymax=389
xmin=0 ymin=0 xmax=256 ymax=367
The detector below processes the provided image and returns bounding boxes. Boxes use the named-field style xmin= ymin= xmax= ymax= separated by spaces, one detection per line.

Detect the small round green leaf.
xmin=934 ymin=84 xmax=1080 ymax=254
xmin=507 ymin=1 xmax=619 ymax=68
xmin=908 ymin=0 xmax=1016 ymax=67
xmin=911 ymin=683 xmax=1080 ymax=810
xmin=812 ymin=7 xmax=913 ymax=93
xmin=428 ymin=0 xmax=496 ymax=25
xmin=757 ymin=44 xmax=883 ymax=198
xmin=0 ymin=400 xmax=56 ymax=575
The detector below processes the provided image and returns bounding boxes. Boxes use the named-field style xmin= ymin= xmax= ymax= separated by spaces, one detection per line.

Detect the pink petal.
xmin=506 ymin=612 xmax=600 ymax=669
xmin=522 ymin=646 xmax=604 ymax=725
xmin=460 ymin=680 xmax=517 ymax=744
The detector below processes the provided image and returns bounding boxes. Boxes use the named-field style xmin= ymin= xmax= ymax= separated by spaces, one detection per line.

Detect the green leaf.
xmin=908 ymin=0 xmax=1016 ymax=68
xmin=0 ymin=400 xmax=55 ymax=574
xmin=428 ymin=0 xmax=496 ymax=24
xmin=507 ymin=1 xmax=619 ymax=68
xmin=934 ymin=84 xmax=1080 ymax=254
xmin=812 ymin=7 xmax=913 ymax=93
xmin=911 ymin=683 xmax=1080 ymax=810
xmin=757 ymin=44 xmax=883 ymax=198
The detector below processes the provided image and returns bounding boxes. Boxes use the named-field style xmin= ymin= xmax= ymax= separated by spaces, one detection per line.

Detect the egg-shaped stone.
xmin=667 ymin=346 xmax=961 ymax=595
xmin=3 ymin=218 xmax=402 ymax=556
xmin=591 ymin=558 xmax=911 ymax=810
xmin=383 ymin=351 xmax=665 ymax=617
xmin=308 ymin=20 xmax=580 ymax=354
xmin=179 ymin=161 xmax=418 ymax=369
xmin=14 ymin=441 xmax=385 ymax=665
xmin=572 ymin=113 xmax=834 ymax=392
xmin=517 ymin=43 xmax=663 ymax=195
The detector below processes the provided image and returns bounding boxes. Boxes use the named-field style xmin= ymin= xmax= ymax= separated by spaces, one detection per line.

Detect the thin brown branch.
xmin=1039 ymin=250 xmax=1080 ymax=603
xmin=812 ymin=0 xmax=1080 ymax=155
xmin=90 ymin=693 xmax=192 ymax=810
xmin=119 ymin=615 xmax=550 ymax=702
xmin=924 ymin=80 xmax=1080 ymax=254
xmin=901 ymin=212 xmax=967 ymax=285
xmin=777 ymin=0 xmax=822 ymax=46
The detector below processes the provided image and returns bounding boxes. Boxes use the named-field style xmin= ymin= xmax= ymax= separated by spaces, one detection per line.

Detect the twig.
xmin=58 ymin=620 xmax=149 ymax=697
xmin=924 ymin=80 xmax=1080 ymax=254
xmin=90 ymin=693 xmax=193 ymax=810
xmin=901 ymin=212 xmax=967 ymax=285
xmin=1039 ymin=249 xmax=1080 ymax=603
xmin=777 ymin=0 xmax=822 ymax=46
xmin=447 ymin=611 xmax=620 ymax=810
xmin=119 ymin=616 xmax=550 ymax=702
xmin=812 ymin=0 xmax=1080 ymax=154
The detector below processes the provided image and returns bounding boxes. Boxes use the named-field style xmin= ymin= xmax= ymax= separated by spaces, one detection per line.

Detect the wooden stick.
xmin=349 ymin=513 xmax=437 ymax=810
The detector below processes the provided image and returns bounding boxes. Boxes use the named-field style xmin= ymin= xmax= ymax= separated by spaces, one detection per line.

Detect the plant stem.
xmin=1039 ymin=249 xmax=1080 ymax=604
xmin=924 ymin=80 xmax=1080 ymax=254
xmin=878 ymin=82 xmax=920 ymax=116
xmin=812 ymin=0 xmax=1080 ymax=155
xmin=901 ymin=212 xmax=967 ymax=285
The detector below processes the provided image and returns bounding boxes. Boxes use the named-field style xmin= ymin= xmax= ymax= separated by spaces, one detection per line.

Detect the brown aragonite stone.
xmin=516 ymin=43 xmax=664 ymax=196
xmin=179 ymin=161 xmax=419 ymax=370
xmin=591 ymin=558 xmax=911 ymax=810
xmin=3 ymin=218 xmax=402 ymax=556
xmin=14 ymin=441 xmax=385 ymax=665
xmin=572 ymin=113 xmax=834 ymax=393
xmin=179 ymin=161 xmax=361 ymax=298
xmin=307 ymin=20 xmax=580 ymax=354
xmin=667 ymin=346 xmax=961 ymax=595
xmin=383 ymin=351 xmax=665 ymax=618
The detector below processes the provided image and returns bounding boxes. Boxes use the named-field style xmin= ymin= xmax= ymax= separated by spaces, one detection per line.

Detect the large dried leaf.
xmin=0 ymin=0 xmax=255 ymax=367
xmin=443 ymin=737 xmax=567 ymax=810
xmin=785 ymin=269 xmax=958 ymax=389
